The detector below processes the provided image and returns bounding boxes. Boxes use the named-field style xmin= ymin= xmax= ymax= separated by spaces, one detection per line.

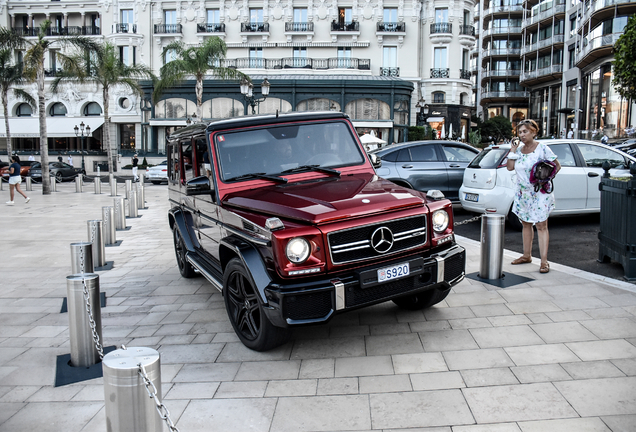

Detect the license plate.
xmin=465 ymin=193 xmax=479 ymax=202
xmin=377 ymin=262 xmax=410 ymax=282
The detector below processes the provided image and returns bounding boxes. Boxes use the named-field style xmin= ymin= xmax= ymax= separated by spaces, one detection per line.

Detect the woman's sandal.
xmin=511 ymin=256 xmax=532 ymax=265
xmin=540 ymin=262 xmax=550 ymax=273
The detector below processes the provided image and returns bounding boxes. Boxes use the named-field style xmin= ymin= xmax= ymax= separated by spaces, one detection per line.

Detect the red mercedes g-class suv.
xmin=167 ymin=111 xmax=465 ymax=351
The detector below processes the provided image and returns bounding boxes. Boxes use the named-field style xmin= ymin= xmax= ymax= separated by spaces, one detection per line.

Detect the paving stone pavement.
xmin=1 ymin=182 xmax=635 ymax=432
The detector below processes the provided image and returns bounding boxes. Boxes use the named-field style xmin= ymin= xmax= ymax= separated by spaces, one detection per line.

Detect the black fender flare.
xmin=168 ymin=207 xmax=200 ymax=252
xmin=220 ymin=236 xmax=272 ymax=306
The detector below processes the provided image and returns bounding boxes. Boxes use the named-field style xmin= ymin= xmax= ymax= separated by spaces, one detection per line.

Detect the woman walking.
xmin=6 ymin=155 xmax=30 ymax=205
xmin=506 ymin=119 xmax=561 ymax=273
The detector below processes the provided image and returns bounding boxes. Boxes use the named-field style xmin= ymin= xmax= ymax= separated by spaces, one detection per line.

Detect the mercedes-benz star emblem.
xmin=370 ymin=227 xmax=394 ymax=253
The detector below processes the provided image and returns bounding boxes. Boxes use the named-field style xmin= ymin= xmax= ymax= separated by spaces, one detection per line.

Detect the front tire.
xmin=392 ymin=287 xmax=451 ymax=310
xmin=173 ymin=226 xmax=196 ymax=278
xmin=55 ymin=172 xmax=63 ymax=182
xmin=223 ymin=258 xmax=291 ymax=351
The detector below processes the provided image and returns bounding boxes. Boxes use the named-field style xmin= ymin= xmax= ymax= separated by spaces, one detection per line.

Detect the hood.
xmin=223 ymin=172 xmax=427 ymax=224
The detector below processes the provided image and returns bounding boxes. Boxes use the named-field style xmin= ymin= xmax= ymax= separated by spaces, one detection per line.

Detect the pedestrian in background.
xmin=67 ymin=154 xmax=73 ymax=166
xmin=567 ymin=129 xmax=574 ymax=139
xmin=6 ymin=155 xmax=30 ymax=206
xmin=507 ymin=119 xmax=561 ymax=274
xmin=28 ymin=154 xmax=34 ymax=161
xmin=132 ymin=154 xmax=139 ymax=182
xmin=57 ymin=156 xmax=63 ymax=163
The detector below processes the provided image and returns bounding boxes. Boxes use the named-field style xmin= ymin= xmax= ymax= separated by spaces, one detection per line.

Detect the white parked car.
xmin=144 ymin=160 xmax=168 ymax=184
xmin=459 ymin=139 xmax=636 ymax=230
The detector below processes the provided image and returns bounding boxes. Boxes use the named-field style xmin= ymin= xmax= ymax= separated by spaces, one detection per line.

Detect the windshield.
xmin=468 ymin=147 xmax=509 ymax=169
xmin=215 ymin=121 xmax=365 ymax=182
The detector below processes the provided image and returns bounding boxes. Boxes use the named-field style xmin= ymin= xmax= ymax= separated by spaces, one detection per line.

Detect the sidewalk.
xmin=0 ymin=182 xmax=635 ymax=432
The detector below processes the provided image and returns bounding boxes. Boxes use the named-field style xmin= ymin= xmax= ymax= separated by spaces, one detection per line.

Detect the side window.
xmin=549 ymin=144 xmax=576 ymax=167
xmin=181 ymin=140 xmax=194 ymax=181
xmin=195 ymin=138 xmax=210 ymax=179
xmin=396 ymin=148 xmax=411 ymax=162
xmin=442 ymin=145 xmax=475 ymax=162
xmin=168 ymin=143 xmax=180 ymax=183
xmin=409 ymin=145 xmax=438 ymax=162
xmin=577 ymin=144 xmax=627 ymax=169
xmin=380 ymin=150 xmax=398 ymax=162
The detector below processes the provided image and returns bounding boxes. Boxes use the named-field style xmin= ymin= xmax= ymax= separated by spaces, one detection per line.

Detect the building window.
xmin=250 ymin=9 xmax=264 ymax=23
xmin=337 ymin=48 xmax=351 ymax=68
xmin=294 ymin=8 xmax=308 ymax=22
xmin=383 ymin=46 xmax=397 ymax=68
xmin=84 ymin=102 xmax=102 ymax=116
xmin=433 ymin=92 xmax=445 ymax=103
xmin=207 ymin=9 xmax=220 ymax=23
xmin=435 ymin=8 xmax=448 ymax=23
xmin=249 ymin=48 xmax=263 ymax=68
xmin=434 ymin=47 xmax=447 ymax=69
xmin=345 ymin=98 xmax=390 ymax=120
xmin=338 ymin=8 xmax=353 ymax=25
xmin=384 ymin=8 xmax=398 ymax=22
xmin=293 ymin=48 xmax=308 ymax=67
xmin=119 ymin=124 xmax=135 ymax=151
xmin=164 ymin=49 xmax=177 ymax=65
xmin=164 ymin=10 xmax=177 ymax=25
xmin=16 ymin=103 xmax=32 ymax=117
xmin=568 ymin=45 xmax=576 ymax=68
xmin=49 ymin=103 xmax=67 ymax=117
xmin=119 ymin=46 xmax=136 ymax=66
xmin=121 ymin=9 xmax=133 ymax=24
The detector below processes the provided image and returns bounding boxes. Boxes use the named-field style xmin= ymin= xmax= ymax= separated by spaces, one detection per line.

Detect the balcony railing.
xmin=459 ymin=25 xmax=475 ymax=36
xmin=380 ymin=67 xmax=400 ymax=77
xmin=44 ymin=68 xmax=62 ymax=77
xmin=154 ymin=24 xmax=182 ymax=34
xmin=430 ymin=68 xmax=450 ymax=78
xmin=459 ymin=69 xmax=472 ymax=79
xmin=587 ymin=0 xmax=629 ymax=18
xmin=482 ymin=69 xmax=522 ymax=78
xmin=522 ymin=3 xmax=566 ymax=28
xmin=482 ymin=91 xmax=530 ymax=99
xmin=484 ymin=4 xmax=524 ymax=15
xmin=377 ymin=22 xmax=405 ymax=32
xmin=197 ymin=23 xmax=225 ymax=33
xmin=223 ymin=57 xmax=371 ymax=70
xmin=483 ymin=26 xmax=521 ymax=37
xmin=285 ymin=22 xmax=314 ymax=32
xmin=577 ymin=33 xmax=621 ymax=62
xmin=241 ymin=23 xmax=270 ymax=32
xmin=519 ymin=64 xmax=563 ymax=82
xmin=430 ymin=23 xmax=452 ymax=34
xmin=12 ymin=26 xmax=101 ymax=36
xmin=115 ymin=23 xmax=137 ymax=33
xmin=483 ymin=48 xmax=521 ymax=57
xmin=331 ymin=21 xmax=359 ymax=31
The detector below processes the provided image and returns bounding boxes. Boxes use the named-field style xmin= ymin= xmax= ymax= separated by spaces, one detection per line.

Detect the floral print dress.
xmin=511 ymin=142 xmax=558 ymax=224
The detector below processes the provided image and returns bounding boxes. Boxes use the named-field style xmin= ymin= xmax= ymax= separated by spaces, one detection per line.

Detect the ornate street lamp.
xmin=74 ymin=121 xmax=91 ymax=171
xmin=240 ymin=78 xmax=270 ymax=115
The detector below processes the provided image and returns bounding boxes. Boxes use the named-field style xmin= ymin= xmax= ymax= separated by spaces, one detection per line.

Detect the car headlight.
xmin=286 ymin=237 xmax=311 ymax=264
xmin=432 ymin=210 xmax=450 ymax=233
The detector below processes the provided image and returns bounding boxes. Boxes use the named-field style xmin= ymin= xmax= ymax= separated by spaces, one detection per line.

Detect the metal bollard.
xmin=76 ymin=175 xmax=83 ymax=193
xmin=136 ymin=182 xmax=145 ymax=209
xmin=70 ymin=242 xmax=94 ymax=274
xmin=25 ymin=176 xmax=32 ymax=191
xmin=125 ymin=179 xmax=132 ymax=193
xmin=87 ymin=220 xmax=106 ymax=267
xmin=102 ymin=206 xmax=116 ymax=245
xmin=94 ymin=177 xmax=102 ymax=194
xmin=479 ymin=214 xmax=505 ymax=279
xmin=66 ymin=273 xmax=102 ymax=367
xmin=128 ymin=189 xmax=139 ymax=218
xmin=103 ymin=347 xmax=163 ymax=432
xmin=110 ymin=173 xmax=117 ymax=196
xmin=0 ymin=178 xmax=3 ymax=191
xmin=114 ymin=197 xmax=126 ymax=230
xmin=51 ymin=175 xmax=57 ymax=192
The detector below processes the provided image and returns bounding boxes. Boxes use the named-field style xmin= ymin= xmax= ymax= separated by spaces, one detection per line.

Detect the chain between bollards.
xmin=79 ymin=246 xmax=105 ymax=360
xmin=138 ymin=362 xmax=181 ymax=432
xmin=454 ymin=214 xmax=483 ymax=227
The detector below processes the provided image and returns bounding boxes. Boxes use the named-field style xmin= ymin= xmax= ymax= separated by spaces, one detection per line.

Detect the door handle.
xmin=588 ymin=172 xmax=600 ymax=177
xmin=449 ymin=164 xmax=461 ymax=168
xmin=401 ymin=165 xmax=413 ymax=169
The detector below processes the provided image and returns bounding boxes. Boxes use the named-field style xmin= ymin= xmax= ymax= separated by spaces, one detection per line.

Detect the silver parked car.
xmin=373 ymin=141 xmax=480 ymax=202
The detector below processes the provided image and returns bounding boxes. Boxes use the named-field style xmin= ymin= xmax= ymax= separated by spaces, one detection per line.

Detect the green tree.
xmin=468 ymin=130 xmax=482 ymax=148
xmin=0 ymin=21 xmax=88 ymax=194
xmin=154 ymin=37 xmax=248 ymax=119
xmin=613 ymin=14 xmax=636 ymax=101
xmin=0 ymin=48 xmax=35 ymax=157
xmin=481 ymin=116 xmax=513 ymax=142
xmin=51 ymin=40 xmax=154 ymax=174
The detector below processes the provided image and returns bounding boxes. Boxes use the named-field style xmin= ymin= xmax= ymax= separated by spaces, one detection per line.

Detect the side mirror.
xmin=369 ymin=153 xmax=382 ymax=169
xmin=186 ymin=175 xmax=212 ymax=196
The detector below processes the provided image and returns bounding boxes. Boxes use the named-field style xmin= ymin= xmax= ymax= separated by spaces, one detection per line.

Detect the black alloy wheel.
xmin=55 ymin=172 xmax=63 ymax=182
xmin=223 ymin=258 xmax=291 ymax=351
xmin=173 ymin=226 xmax=196 ymax=278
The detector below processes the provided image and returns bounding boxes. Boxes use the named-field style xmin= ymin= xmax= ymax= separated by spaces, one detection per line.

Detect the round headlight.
xmin=286 ymin=237 xmax=311 ymax=264
xmin=432 ymin=210 xmax=450 ymax=232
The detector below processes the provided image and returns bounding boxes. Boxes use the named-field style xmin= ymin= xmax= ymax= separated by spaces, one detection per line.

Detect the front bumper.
xmin=262 ymin=243 xmax=466 ymax=327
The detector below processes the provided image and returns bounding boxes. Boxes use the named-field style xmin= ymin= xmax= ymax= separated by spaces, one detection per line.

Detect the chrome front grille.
xmin=328 ymin=215 xmax=427 ymax=264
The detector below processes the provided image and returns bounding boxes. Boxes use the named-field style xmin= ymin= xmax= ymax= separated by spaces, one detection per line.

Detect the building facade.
xmin=0 ymin=0 xmax=476 ymax=171
xmin=474 ymin=0 xmax=636 ymax=140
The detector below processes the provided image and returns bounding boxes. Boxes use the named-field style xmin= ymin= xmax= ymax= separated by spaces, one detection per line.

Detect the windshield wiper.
xmin=281 ymin=164 xmax=341 ymax=176
xmin=225 ymin=172 xmax=288 ymax=183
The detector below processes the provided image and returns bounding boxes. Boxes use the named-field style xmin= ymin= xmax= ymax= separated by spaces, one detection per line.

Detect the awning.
xmin=0 ymin=117 xmax=104 ymax=138
xmin=352 ymin=120 xmax=393 ymax=129
xmin=149 ymin=120 xmax=189 ymax=126
xmin=426 ymin=117 xmax=445 ymax=123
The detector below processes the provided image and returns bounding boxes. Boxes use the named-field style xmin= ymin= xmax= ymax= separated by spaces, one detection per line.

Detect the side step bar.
xmin=187 ymin=253 xmax=223 ymax=292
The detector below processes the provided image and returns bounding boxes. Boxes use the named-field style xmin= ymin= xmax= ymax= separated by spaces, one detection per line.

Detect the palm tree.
xmin=51 ymin=40 xmax=154 ymax=174
xmin=155 ymin=37 xmax=248 ymax=120
xmin=0 ymin=21 xmax=83 ymax=194
xmin=0 ymin=48 xmax=35 ymax=157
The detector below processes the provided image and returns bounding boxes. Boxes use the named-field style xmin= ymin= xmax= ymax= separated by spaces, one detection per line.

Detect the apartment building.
xmin=0 ymin=0 xmax=476 ymax=169
xmin=475 ymin=0 xmax=636 ymax=140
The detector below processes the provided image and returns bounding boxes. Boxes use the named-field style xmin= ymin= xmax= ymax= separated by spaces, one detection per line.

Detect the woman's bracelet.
xmin=508 ymin=153 xmax=520 ymax=160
